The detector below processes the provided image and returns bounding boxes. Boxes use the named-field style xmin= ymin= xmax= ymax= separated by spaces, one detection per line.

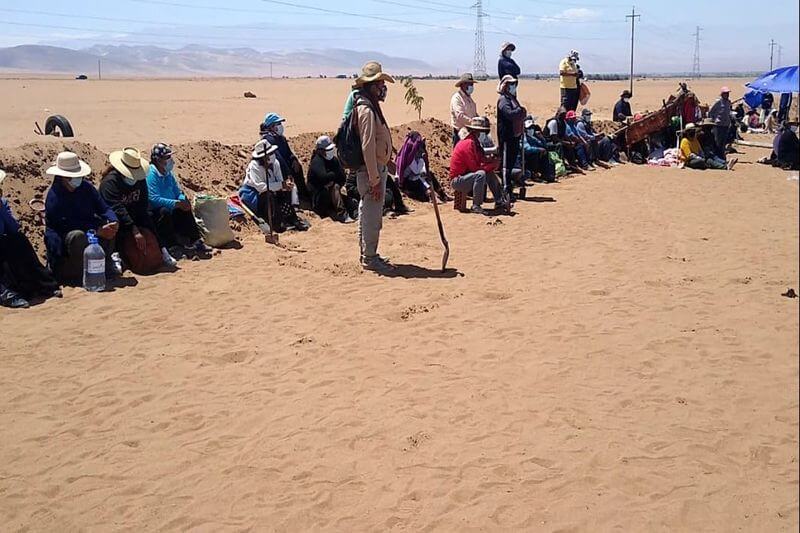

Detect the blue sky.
xmin=0 ymin=0 xmax=797 ymax=73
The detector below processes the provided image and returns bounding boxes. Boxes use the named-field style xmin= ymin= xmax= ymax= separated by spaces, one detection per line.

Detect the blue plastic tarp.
xmin=743 ymin=89 xmax=765 ymax=109
xmin=746 ymin=65 xmax=799 ymax=94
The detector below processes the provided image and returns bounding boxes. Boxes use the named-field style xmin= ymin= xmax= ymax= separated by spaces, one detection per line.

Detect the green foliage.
xmin=401 ymin=77 xmax=424 ymax=120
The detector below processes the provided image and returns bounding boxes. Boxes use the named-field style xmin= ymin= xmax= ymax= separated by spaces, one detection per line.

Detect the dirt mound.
xmin=0 ymin=119 xmax=456 ymax=257
xmin=592 ymin=119 xmax=624 ymax=137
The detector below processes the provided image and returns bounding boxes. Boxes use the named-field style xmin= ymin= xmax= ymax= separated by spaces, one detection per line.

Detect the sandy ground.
xmin=0 ymin=77 xmax=798 ymax=531
xmin=0 ymin=76 xmax=761 ymax=152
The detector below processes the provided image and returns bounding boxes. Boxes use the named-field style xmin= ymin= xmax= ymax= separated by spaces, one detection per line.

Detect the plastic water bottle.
xmin=83 ymin=230 xmax=106 ymax=292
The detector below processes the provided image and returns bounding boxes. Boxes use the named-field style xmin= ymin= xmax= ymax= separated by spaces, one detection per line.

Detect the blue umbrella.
xmin=745 ymin=65 xmax=799 ymax=94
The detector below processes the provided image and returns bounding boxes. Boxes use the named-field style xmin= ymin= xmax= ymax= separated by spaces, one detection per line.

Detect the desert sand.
xmin=0 ymin=77 xmax=798 ymax=531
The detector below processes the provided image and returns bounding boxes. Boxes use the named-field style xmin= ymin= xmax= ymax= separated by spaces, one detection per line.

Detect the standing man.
xmin=497 ymin=75 xmax=527 ymax=202
xmin=498 ymin=42 xmax=520 ymax=79
xmin=353 ymin=61 xmax=395 ymax=272
xmin=613 ymin=90 xmax=633 ymax=122
xmin=708 ymin=86 xmax=732 ymax=159
xmin=559 ymin=50 xmax=581 ymax=111
xmin=450 ymin=73 xmax=479 ymax=146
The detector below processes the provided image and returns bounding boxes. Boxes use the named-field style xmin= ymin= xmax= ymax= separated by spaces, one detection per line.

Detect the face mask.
xmin=267 ymin=154 xmax=277 ymax=165
xmin=503 ymin=50 xmax=512 ymax=58
xmin=623 ymin=98 xmax=630 ymax=103
xmin=508 ymin=84 xmax=517 ymax=96
xmin=378 ymin=85 xmax=388 ymax=101
xmin=479 ymin=133 xmax=489 ymax=143
xmin=164 ymin=159 xmax=175 ymax=173
xmin=323 ymin=150 xmax=335 ymax=160
xmin=465 ymin=85 xmax=474 ymax=96
xmin=275 ymin=124 xmax=284 ymax=136
xmin=68 ymin=177 xmax=83 ymax=189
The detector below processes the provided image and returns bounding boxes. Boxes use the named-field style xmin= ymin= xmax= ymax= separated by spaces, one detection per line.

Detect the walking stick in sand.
xmin=428 ymin=186 xmax=450 ymax=272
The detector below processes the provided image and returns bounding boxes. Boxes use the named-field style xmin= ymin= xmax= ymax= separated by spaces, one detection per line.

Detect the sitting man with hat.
xmin=307 ymin=135 xmax=354 ymax=223
xmin=699 ymin=119 xmax=737 ymax=170
xmin=613 ymin=90 xmax=634 ymax=122
xmin=241 ymin=139 xmax=310 ymax=233
xmin=559 ymin=50 xmax=581 ymax=112
xmin=450 ymin=73 xmax=479 ymax=146
xmin=146 ymin=143 xmax=211 ymax=258
xmin=260 ymin=112 xmax=309 ymax=205
xmin=100 ymin=147 xmax=179 ymax=272
xmin=498 ymin=42 xmax=520 ymax=79
xmin=0 ymin=169 xmax=61 ymax=308
xmin=44 ymin=151 xmax=120 ymax=285
xmin=679 ymin=123 xmax=731 ymax=170
xmin=450 ymin=116 xmax=506 ymax=215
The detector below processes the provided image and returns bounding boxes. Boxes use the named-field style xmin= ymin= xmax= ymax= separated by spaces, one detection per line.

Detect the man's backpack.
xmin=335 ymin=100 xmax=368 ymax=170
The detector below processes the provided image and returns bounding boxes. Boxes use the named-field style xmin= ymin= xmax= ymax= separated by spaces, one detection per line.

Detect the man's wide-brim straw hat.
xmin=455 ymin=72 xmax=477 ymax=88
xmin=466 ymin=116 xmax=491 ymax=132
xmin=355 ymin=61 xmax=395 ymax=88
xmin=45 ymin=151 xmax=92 ymax=178
xmin=109 ymin=147 xmax=149 ymax=181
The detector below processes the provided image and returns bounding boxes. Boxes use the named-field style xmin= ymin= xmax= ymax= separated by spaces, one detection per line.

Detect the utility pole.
xmin=769 ymin=39 xmax=776 ymax=70
xmin=472 ymin=0 xmax=487 ymax=79
xmin=269 ymin=61 xmax=273 ymax=79
xmin=692 ymin=26 xmax=701 ymax=79
xmin=625 ymin=6 xmax=641 ymax=96
xmin=97 ymin=59 xmax=102 ymax=80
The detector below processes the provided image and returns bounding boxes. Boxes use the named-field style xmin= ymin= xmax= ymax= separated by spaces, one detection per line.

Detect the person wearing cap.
xmin=577 ymin=109 xmax=621 ymax=165
xmin=679 ymin=123 xmax=728 ymax=170
xmin=241 ymin=139 xmax=310 ymax=233
xmin=497 ymin=75 xmax=527 ymax=202
xmin=99 ymin=147 xmax=179 ymax=270
xmin=564 ymin=110 xmax=593 ymax=170
xmin=260 ymin=112 xmax=310 ymax=204
xmin=522 ymin=117 xmax=556 ymax=183
xmin=146 ymin=143 xmax=210 ymax=258
xmin=545 ymin=108 xmax=587 ymax=172
xmin=0 ymin=169 xmax=60 ymax=308
xmin=307 ymin=135 xmax=354 ymax=223
xmin=450 ymin=73 xmax=479 ymax=147
xmin=708 ymin=87 xmax=733 ymax=158
xmin=449 ymin=116 xmax=505 ymax=215
xmin=351 ymin=61 xmax=395 ymax=272
xmin=44 ymin=152 xmax=120 ymax=285
xmin=559 ymin=50 xmax=581 ymax=112
xmin=613 ymin=90 xmax=634 ymax=122
xmin=498 ymin=42 xmax=520 ymax=80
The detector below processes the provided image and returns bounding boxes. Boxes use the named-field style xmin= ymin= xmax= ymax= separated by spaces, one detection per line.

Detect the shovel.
xmin=429 ymin=186 xmax=450 ymax=272
xmin=233 ymin=196 xmax=279 ymax=245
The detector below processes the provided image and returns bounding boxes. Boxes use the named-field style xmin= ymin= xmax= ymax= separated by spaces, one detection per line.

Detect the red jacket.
xmin=449 ymin=137 xmax=498 ymax=179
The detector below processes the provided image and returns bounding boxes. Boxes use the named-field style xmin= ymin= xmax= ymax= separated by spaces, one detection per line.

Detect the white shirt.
xmin=243 ymin=158 xmax=283 ymax=193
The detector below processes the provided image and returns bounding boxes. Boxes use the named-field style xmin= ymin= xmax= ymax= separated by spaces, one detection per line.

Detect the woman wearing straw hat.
xmin=450 ymin=73 xmax=479 ymax=146
xmin=0 ymin=169 xmax=61 ymax=308
xmin=99 ymin=147 xmax=178 ymax=272
xmin=352 ymin=61 xmax=395 ymax=272
xmin=44 ymin=151 xmax=120 ymax=286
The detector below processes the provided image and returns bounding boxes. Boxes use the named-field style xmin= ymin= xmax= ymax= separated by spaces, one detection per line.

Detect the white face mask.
xmin=68 ymin=177 xmax=83 ymax=189
xmin=479 ymin=133 xmax=489 ymax=143
xmin=267 ymin=154 xmax=277 ymax=165
xmin=508 ymin=84 xmax=518 ymax=96
xmin=623 ymin=98 xmax=630 ymax=103
xmin=323 ymin=150 xmax=335 ymax=160
xmin=275 ymin=124 xmax=284 ymax=136
xmin=465 ymin=85 xmax=474 ymax=96
xmin=791 ymin=126 xmax=799 ymax=134
xmin=503 ymin=50 xmax=512 ymax=58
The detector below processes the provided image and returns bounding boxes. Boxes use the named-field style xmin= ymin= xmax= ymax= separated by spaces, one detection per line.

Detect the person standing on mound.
xmin=353 ymin=61 xmax=395 ymax=272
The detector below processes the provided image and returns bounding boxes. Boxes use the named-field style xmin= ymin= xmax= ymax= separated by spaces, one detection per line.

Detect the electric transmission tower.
xmin=472 ymin=0 xmax=487 ymax=79
xmin=692 ymin=26 xmax=701 ymax=79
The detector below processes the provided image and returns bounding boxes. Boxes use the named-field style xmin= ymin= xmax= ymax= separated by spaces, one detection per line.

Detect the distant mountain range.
xmin=0 ymin=44 xmax=437 ymax=77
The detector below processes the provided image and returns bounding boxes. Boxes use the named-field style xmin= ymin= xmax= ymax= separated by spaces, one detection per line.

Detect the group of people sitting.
xmin=0 ymin=144 xmax=212 ymax=308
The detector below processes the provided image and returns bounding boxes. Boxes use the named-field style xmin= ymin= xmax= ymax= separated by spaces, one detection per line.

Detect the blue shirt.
xmin=0 ymin=197 xmax=21 ymax=236
xmin=146 ymin=165 xmax=185 ymax=212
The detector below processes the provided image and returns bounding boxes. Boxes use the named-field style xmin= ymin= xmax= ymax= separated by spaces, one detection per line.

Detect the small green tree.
xmin=402 ymin=77 xmax=424 ymax=120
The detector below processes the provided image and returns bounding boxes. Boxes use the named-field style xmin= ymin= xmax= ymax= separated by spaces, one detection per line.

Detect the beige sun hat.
xmin=45 ymin=151 xmax=92 ymax=178
xmin=497 ymin=74 xmax=518 ymax=93
xmin=252 ymin=139 xmax=278 ymax=159
xmin=465 ymin=116 xmax=491 ymax=132
xmin=109 ymin=147 xmax=149 ymax=181
xmin=354 ymin=61 xmax=395 ymax=88
xmin=455 ymin=72 xmax=477 ymax=88
xmin=500 ymin=42 xmax=516 ymax=54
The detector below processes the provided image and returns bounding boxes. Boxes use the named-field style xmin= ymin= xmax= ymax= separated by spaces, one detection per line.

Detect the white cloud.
xmin=540 ymin=8 xmax=600 ymax=24
xmin=514 ymin=15 xmax=525 ymax=25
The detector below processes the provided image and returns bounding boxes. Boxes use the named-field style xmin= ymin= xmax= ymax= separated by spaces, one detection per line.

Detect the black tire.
xmin=44 ymin=115 xmax=74 ymax=137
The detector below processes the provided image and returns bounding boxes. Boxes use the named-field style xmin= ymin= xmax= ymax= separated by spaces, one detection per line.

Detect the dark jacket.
xmin=0 ymin=197 xmax=20 ymax=236
xmin=261 ymin=131 xmax=299 ymax=174
xmin=613 ymin=99 xmax=632 ymax=122
xmin=498 ymin=56 xmax=521 ymax=79
xmin=98 ymin=170 xmax=154 ymax=233
xmin=307 ymin=153 xmax=346 ymax=191
xmin=497 ymin=93 xmax=526 ymax=141
xmin=44 ymin=178 xmax=117 ymax=262
xmin=777 ymin=129 xmax=799 ymax=167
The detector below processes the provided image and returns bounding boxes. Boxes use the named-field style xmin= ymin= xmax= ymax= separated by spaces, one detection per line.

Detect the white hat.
xmin=497 ymin=74 xmax=518 ymax=94
xmin=45 ymin=151 xmax=92 ymax=178
xmin=108 ymin=147 xmax=149 ymax=181
xmin=0 ymin=169 xmax=6 ymax=186
xmin=252 ymin=139 xmax=278 ymax=159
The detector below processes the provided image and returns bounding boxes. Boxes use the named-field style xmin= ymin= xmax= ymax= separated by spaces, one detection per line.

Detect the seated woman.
xmin=99 ymin=147 xmax=178 ymax=271
xmin=523 ymin=117 xmax=556 ymax=182
xmin=0 ymin=169 xmax=60 ymax=308
xmin=307 ymin=135 xmax=354 ymax=223
xmin=44 ymin=152 xmax=120 ymax=286
xmin=344 ymin=167 xmax=410 ymax=216
xmin=699 ymin=121 xmax=737 ymax=169
xmin=240 ymin=140 xmax=310 ymax=232
xmin=260 ymin=113 xmax=309 ymax=204
xmin=395 ymin=131 xmax=450 ymax=203
xmin=146 ymin=143 xmax=211 ymax=257
xmin=679 ymin=124 xmax=730 ymax=170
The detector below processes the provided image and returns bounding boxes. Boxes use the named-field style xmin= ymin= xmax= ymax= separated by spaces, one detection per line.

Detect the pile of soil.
xmin=0 ymin=118 xmax=456 ymax=257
